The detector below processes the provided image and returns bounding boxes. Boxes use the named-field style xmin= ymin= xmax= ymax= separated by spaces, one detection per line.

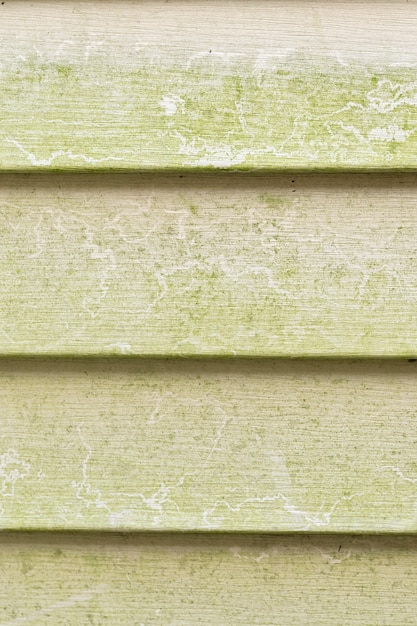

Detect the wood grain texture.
xmin=1 ymin=173 xmax=417 ymax=356
xmin=1 ymin=533 xmax=417 ymax=625
xmin=1 ymin=358 xmax=417 ymax=532
xmin=1 ymin=1 xmax=417 ymax=170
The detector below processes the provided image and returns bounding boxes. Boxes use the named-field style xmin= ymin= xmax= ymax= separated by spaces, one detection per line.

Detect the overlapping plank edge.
xmin=1 ymin=1 xmax=417 ymax=171
xmin=1 ymin=173 xmax=417 ymax=356
xmin=1 ymin=533 xmax=417 ymax=625
xmin=1 ymin=358 xmax=417 ymax=532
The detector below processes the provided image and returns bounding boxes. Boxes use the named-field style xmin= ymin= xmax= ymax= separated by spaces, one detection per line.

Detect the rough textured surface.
xmin=1 ymin=1 xmax=417 ymax=170
xmin=1 ymin=533 xmax=417 ymax=625
xmin=1 ymin=173 xmax=417 ymax=356
xmin=2 ymin=2 xmax=417 ymax=619
xmin=1 ymin=358 xmax=417 ymax=531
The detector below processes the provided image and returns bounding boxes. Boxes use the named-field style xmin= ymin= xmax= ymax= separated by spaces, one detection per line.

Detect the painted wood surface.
xmin=1 ymin=173 xmax=417 ymax=356
xmin=2 ymin=1 xmax=417 ymax=620
xmin=1 ymin=1 xmax=417 ymax=171
xmin=2 ymin=358 xmax=417 ymax=532
xmin=1 ymin=533 xmax=417 ymax=625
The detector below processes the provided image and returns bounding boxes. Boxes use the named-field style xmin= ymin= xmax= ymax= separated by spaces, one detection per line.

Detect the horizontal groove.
xmin=1 ymin=171 xmax=417 ymax=186
xmin=2 ymin=166 xmax=417 ymax=176
xmin=2 ymin=528 xmax=417 ymax=536
xmin=2 ymin=531 xmax=417 ymax=543
xmin=0 ymin=355 xmax=415 ymax=369
xmin=0 ymin=352 xmax=417 ymax=361
xmin=1 ymin=353 xmax=417 ymax=359
xmin=0 ymin=354 xmax=416 ymax=365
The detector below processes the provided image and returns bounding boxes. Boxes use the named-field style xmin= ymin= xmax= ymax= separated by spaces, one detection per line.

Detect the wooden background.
xmin=1 ymin=1 xmax=417 ymax=623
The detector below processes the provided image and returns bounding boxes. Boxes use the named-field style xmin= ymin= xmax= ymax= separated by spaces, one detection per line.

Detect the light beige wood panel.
xmin=1 ymin=173 xmax=417 ymax=356
xmin=1 ymin=1 xmax=417 ymax=170
xmin=1 ymin=358 xmax=417 ymax=532
xmin=1 ymin=533 xmax=417 ymax=625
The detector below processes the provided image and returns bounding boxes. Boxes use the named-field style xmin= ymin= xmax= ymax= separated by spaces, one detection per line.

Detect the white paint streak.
xmin=368 ymin=125 xmax=412 ymax=142
xmin=109 ymin=398 xmax=232 ymax=526
xmin=5 ymin=139 xmax=124 ymax=166
xmin=203 ymin=492 xmax=362 ymax=530
xmin=0 ymin=449 xmax=30 ymax=498
xmin=378 ymin=465 xmax=417 ymax=484
xmin=0 ymin=585 xmax=108 ymax=625
xmin=80 ymin=224 xmax=117 ymax=319
xmin=107 ymin=342 xmax=132 ymax=354
xmin=71 ymin=426 xmax=110 ymax=512
xmin=159 ymin=95 xmax=184 ymax=116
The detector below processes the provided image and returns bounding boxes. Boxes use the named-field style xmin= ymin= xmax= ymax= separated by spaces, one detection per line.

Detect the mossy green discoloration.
xmin=55 ymin=64 xmax=74 ymax=78
xmin=1 ymin=534 xmax=417 ymax=624
xmin=0 ymin=533 xmax=417 ymax=626
xmin=1 ymin=359 xmax=417 ymax=532
xmin=1 ymin=57 xmax=417 ymax=170
xmin=1 ymin=174 xmax=417 ymax=356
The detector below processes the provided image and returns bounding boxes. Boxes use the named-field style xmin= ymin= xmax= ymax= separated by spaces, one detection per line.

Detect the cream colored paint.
xmin=1 ymin=533 xmax=417 ymax=624
xmin=1 ymin=174 xmax=417 ymax=356
xmin=1 ymin=1 xmax=416 ymax=620
xmin=1 ymin=1 xmax=417 ymax=169
xmin=1 ymin=358 xmax=417 ymax=531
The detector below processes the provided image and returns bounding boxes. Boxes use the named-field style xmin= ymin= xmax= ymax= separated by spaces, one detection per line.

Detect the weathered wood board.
xmin=1 ymin=358 xmax=417 ymax=532
xmin=2 ymin=1 xmax=417 ymax=621
xmin=1 ymin=1 xmax=417 ymax=170
xmin=1 ymin=533 xmax=417 ymax=625
xmin=1 ymin=173 xmax=417 ymax=356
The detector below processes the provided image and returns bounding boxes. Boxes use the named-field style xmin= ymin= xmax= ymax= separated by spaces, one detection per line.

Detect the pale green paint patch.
xmin=1 ymin=533 xmax=417 ymax=624
xmin=2 ymin=56 xmax=417 ymax=170
xmin=1 ymin=359 xmax=417 ymax=531
xmin=1 ymin=174 xmax=417 ymax=356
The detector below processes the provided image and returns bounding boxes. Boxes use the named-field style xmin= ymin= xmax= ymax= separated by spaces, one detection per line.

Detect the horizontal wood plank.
xmin=1 ymin=173 xmax=417 ymax=356
xmin=1 ymin=1 xmax=417 ymax=170
xmin=1 ymin=533 xmax=417 ymax=624
xmin=1 ymin=358 xmax=417 ymax=531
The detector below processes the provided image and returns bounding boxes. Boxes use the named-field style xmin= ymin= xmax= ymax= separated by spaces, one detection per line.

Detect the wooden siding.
xmin=1 ymin=358 xmax=417 ymax=532
xmin=2 ymin=173 xmax=417 ymax=356
xmin=1 ymin=1 xmax=417 ymax=623
xmin=1 ymin=533 xmax=417 ymax=625
xmin=1 ymin=1 xmax=417 ymax=171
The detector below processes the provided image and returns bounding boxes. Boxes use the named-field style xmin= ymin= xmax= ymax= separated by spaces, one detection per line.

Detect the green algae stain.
xmin=1 ymin=56 xmax=417 ymax=170
xmin=261 ymin=195 xmax=286 ymax=209
xmin=55 ymin=65 xmax=73 ymax=78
